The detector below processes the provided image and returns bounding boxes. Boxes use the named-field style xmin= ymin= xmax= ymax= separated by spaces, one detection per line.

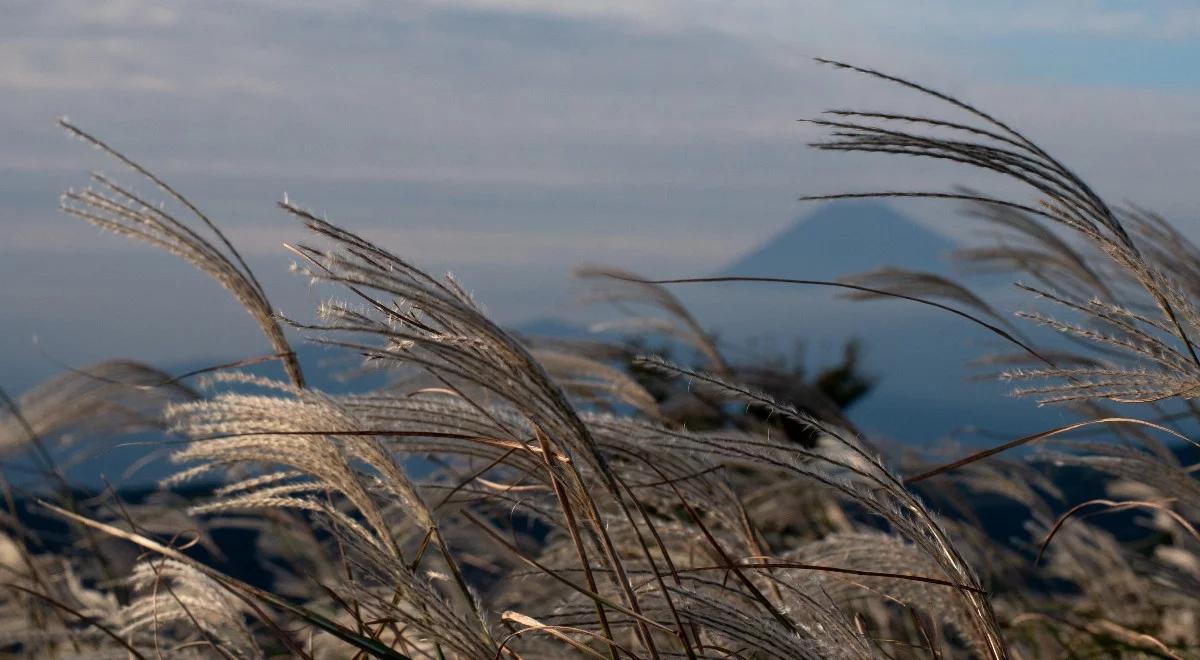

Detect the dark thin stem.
xmin=903 ymin=417 xmax=1190 ymax=485
xmin=614 ymin=274 xmax=1057 ymax=369
xmin=3 ymin=583 xmax=150 ymax=660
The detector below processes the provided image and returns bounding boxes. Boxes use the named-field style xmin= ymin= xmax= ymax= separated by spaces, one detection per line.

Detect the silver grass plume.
xmin=58 ymin=120 xmax=305 ymax=388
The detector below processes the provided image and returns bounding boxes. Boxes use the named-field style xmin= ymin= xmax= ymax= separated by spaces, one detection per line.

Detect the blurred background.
xmin=5 ymin=1 xmax=1200 ymax=481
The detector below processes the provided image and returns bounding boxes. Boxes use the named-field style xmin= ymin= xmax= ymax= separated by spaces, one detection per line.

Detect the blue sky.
xmin=5 ymin=0 xmax=1200 ymax=393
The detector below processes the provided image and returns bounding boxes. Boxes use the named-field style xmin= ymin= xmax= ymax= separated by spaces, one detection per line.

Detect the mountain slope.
xmin=720 ymin=201 xmax=956 ymax=279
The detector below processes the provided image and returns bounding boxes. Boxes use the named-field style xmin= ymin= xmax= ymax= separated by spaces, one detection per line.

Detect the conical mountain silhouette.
xmin=720 ymin=201 xmax=955 ymax=279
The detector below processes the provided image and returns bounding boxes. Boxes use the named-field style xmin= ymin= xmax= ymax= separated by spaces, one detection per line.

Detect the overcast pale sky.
xmin=5 ymin=0 xmax=1200 ymax=391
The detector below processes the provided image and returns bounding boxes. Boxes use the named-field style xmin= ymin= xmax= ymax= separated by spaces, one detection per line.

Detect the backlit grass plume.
xmin=0 ymin=62 xmax=1194 ymax=659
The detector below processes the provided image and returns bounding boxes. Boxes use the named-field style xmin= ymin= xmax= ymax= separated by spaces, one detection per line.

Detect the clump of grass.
xmin=0 ymin=62 xmax=1194 ymax=658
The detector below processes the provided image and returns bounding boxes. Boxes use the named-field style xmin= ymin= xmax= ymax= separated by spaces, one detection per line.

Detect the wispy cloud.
xmin=3 ymin=0 xmax=1200 ymax=372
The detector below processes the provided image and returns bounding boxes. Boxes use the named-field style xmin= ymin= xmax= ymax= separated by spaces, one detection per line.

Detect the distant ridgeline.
xmin=720 ymin=201 xmax=955 ymax=279
xmin=701 ymin=201 xmax=1065 ymax=447
xmin=513 ymin=201 xmax=1071 ymax=449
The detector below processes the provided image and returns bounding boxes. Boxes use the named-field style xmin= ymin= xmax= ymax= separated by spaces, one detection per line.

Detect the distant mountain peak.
xmin=720 ymin=201 xmax=956 ymax=279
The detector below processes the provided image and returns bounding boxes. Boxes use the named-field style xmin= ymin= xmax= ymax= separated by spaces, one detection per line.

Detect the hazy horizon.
xmin=6 ymin=1 xmax=1200 ymax=392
